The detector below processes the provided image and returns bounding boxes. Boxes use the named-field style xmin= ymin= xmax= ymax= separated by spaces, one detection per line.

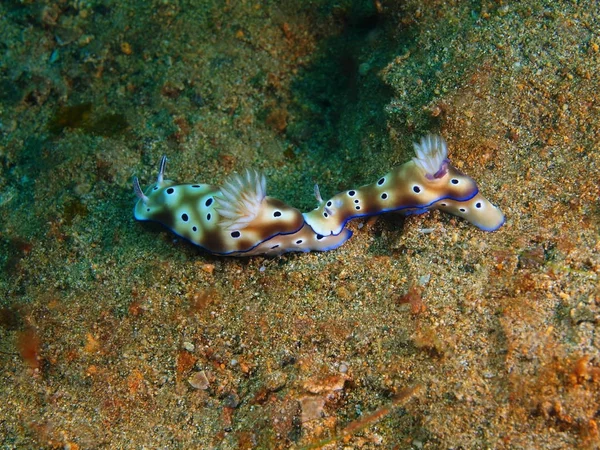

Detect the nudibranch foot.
xmin=230 ymin=224 xmax=353 ymax=257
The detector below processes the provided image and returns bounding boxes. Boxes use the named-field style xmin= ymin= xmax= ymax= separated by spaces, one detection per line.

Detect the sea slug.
xmin=303 ymin=134 xmax=505 ymax=236
xmin=133 ymin=157 xmax=351 ymax=256
xmin=133 ymin=135 xmax=503 ymax=256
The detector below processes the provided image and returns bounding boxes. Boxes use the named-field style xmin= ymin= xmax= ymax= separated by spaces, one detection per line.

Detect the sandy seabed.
xmin=0 ymin=0 xmax=598 ymax=448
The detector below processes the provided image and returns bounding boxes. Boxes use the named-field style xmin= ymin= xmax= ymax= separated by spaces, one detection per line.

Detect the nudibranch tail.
xmin=435 ymin=193 xmax=505 ymax=231
xmin=303 ymin=134 xmax=503 ymax=236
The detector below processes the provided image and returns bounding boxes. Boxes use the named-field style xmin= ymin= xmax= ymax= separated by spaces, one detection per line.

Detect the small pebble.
xmin=358 ymin=62 xmax=370 ymax=76
xmin=201 ymin=263 xmax=215 ymax=274
xmin=265 ymin=370 xmax=287 ymax=392
xmin=303 ymin=374 xmax=346 ymax=394
xmin=418 ymin=273 xmax=431 ymax=286
xmin=188 ymin=371 xmax=209 ymax=390
xmin=223 ymin=392 xmax=240 ymax=408
xmin=300 ymin=396 xmax=325 ymax=423
xmin=120 ymin=42 xmax=133 ymax=55
xmin=183 ymin=341 xmax=195 ymax=352
xmin=49 ymin=49 xmax=59 ymax=63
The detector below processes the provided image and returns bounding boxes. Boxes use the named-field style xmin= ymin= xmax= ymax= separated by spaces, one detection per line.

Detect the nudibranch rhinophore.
xmin=133 ymin=157 xmax=352 ymax=256
xmin=303 ymin=134 xmax=505 ymax=236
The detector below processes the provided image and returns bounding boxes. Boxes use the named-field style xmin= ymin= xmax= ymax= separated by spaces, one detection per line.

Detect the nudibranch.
xmin=303 ymin=134 xmax=504 ymax=236
xmin=133 ymin=157 xmax=352 ymax=256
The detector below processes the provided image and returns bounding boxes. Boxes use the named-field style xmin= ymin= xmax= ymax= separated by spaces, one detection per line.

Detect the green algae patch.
xmin=48 ymin=102 xmax=93 ymax=135
xmin=48 ymin=103 xmax=129 ymax=136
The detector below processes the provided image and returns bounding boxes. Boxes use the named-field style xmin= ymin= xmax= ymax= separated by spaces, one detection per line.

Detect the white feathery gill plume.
xmin=412 ymin=134 xmax=449 ymax=178
xmin=214 ymin=169 xmax=267 ymax=231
